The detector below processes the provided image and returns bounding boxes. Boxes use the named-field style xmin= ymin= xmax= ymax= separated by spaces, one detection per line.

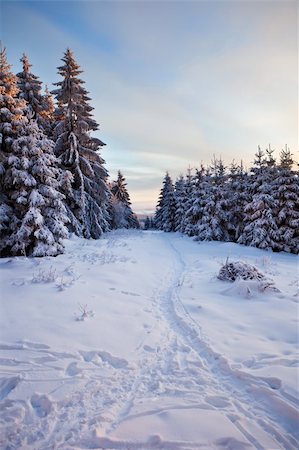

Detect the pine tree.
xmin=51 ymin=48 xmax=110 ymax=238
xmin=155 ymin=172 xmax=176 ymax=232
xmin=196 ymin=158 xmax=230 ymax=241
xmin=2 ymin=117 xmax=69 ymax=256
xmin=40 ymin=85 xmax=55 ymax=138
xmin=16 ymin=54 xmax=53 ymax=131
xmin=0 ymin=47 xmax=27 ymax=249
xmin=274 ymin=147 xmax=299 ymax=253
xmin=238 ymin=147 xmax=280 ymax=250
xmin=183 ymin=165 xmax=205 ymax=237
xmin=110 ymin=170 xmax=139 ymax=229
xmin=226 ymin=160 xmax=249 ymax=241
xmin=174 ymin=175 xmax=186 ymax=232
xmin=180 ymin=167 xmax=194 ymax=234
xmin=144 ymin=216 xmax=150 ymax=230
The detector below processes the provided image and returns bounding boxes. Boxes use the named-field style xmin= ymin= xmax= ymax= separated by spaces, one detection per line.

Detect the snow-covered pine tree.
xmin=226 ymin=160 xmax=249 ymax=241
xmin=174 ymin=175 xmax=186 ymax=232
xmin=179 ymin=167 xmax=194 ymax=234
xmin=183 ymin=165 xmax=205 ymax=237
xmin=0 ymin=47 xmax=27 ymax=250
xmin=273 ymin=147 xmax=299 ymax=253
xmin=2 ymin=115 xmax=69 ymax=257
xmin=110 ymin=170 xmax=139 ymax=229
xmin=155 ymin=172 xmax=176 ymax=232
xmin=196 ymin=157 xmax=230 ymax=241
xmin=238 ymin=146 xmax=280 ymax=251
xmin=40 ymin=85 xmax=55 ymax=138
xmin=144 ymin=216 xmax=151 ymax=230
xmin=16 ymin=54 xmax=53 ymax=132
xmin=51 ymin=48 xmax=110 ymax=238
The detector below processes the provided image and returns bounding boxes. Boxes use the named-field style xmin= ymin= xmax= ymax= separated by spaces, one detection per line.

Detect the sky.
xmin=1 ymin=0 xmax=298 ymax=214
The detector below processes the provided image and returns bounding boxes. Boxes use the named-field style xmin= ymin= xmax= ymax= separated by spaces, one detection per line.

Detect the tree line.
xmin=0 ymin=48 xmax=139 ymax=257
xmin=155 ymin=147 xmax=299 ymax=254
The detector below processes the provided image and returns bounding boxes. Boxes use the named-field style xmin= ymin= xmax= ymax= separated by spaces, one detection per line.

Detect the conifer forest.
xmin=1 ymin=47 xmax=298 ymax=257
xmin=0 ymin=48 xmax=139 ymax=258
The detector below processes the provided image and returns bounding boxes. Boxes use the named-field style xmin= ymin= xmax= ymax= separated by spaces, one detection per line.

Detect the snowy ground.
xmin=0 ymin=230 xmax=298 ymax=449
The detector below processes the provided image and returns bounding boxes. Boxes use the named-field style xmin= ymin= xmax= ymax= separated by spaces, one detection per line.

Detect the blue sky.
xmin=2 ymin=0 xmax=298 ymax=213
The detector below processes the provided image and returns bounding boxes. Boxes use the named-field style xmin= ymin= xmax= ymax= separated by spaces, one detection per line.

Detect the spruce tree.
xmin=51 ymin=48 xmax=110 ymax=238
xmin=110 ymin=170 xmax=139 ymax=229
xmin=180 ymin=167 xmax=194 ymax=234
xmin=40 ymin=85 xmax=55 ymax=138
xmin=183 ymin=165 xmax=205 ymax=237
xmin=174 ymin=175 xmax=186 ymax=232
xmin=155 ymin=172 xmax=176 ymax=232
xmin=196 ymin=158 xmax=230 ymax=241
xmin=2 ymin=117 xmax=69 ymax=256
xmin=144 ymin=216 xmax=150 ymax=230
xmin=16 ymin=54 xmax=53 ymax=131
xmin=226 ymin=161 xmax=249 ymax=241
xmin=0 ymin=48 xmax=27 ymax=249
xmin=274 ymin=147 xmax=299 ymax=253
xmin=238 ymin=147 xmax=280 ymax=250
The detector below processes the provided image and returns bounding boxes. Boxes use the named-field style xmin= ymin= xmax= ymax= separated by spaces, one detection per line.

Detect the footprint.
xmin=121 ymin=291 xmax=140 ymax=297
xmin=66 ymin=362 xmax=82 ymax=376
xmin=143 ymin=345 xmax=155 ymax=353
xmin=205 ymin=395 xmax=231 ymax=408
xmin=0 ymin=376 xmax=20 ymax=400
xmin=98 ymin=351 xmax=128 ymax=369
xmin=30 ymin=394 xmax=52 ymax=417
xmin=261 ymin=376 xmax=282 ymax=390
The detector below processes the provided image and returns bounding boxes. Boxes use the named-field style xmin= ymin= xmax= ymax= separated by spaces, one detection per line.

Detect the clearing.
xmin=0 ymin=230 xmax=298 ymax=449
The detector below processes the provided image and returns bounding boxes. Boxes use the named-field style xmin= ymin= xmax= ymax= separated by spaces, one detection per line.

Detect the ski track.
xmin=0 ymin=231 xmax=298 ymax=449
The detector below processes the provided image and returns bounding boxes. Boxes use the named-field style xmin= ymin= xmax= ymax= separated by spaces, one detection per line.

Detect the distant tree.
xmin=110 ymin=171 xmax=139 ymax=229
xmin=144 ymin=216 xmax=151 ymax=230
xmin=155 ymin=172 xmax=176 ymax=232
xmin=51 ymin=48 xmax=110 ymax=238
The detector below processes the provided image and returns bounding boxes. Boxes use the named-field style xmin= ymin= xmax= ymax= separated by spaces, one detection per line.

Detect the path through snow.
xmin=0 ymin=230 xmax=298 ymax=449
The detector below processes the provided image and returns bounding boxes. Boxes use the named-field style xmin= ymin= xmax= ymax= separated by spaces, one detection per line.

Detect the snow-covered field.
xmin=0 ymin=230 xmax=298 ymax=449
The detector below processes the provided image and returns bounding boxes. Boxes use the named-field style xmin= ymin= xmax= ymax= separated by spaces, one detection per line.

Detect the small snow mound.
xmin=218 ymin=260 xmax=265 ymax=282
xmin=223 ymin=279 xmax=278 ymax=299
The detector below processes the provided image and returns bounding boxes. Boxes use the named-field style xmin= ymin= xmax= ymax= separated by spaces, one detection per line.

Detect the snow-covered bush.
xmin=218 ymin=260 xmax=266 ymax=282
xmin=218 ymin=259 xmax=278 ymax=295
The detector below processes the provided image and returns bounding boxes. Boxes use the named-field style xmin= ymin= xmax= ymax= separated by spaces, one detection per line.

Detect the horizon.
xmin=2 ymin=0 xmax=298 ymax=214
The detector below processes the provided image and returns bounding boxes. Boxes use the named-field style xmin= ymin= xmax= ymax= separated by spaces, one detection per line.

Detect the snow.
xmin=0 ymin=230 xmax=298 ymax=449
